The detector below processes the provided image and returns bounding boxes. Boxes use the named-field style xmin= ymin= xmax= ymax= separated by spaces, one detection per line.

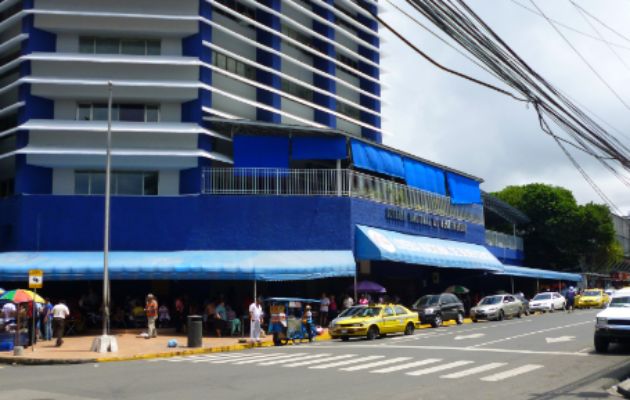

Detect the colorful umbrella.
xmin=0 ymin=289 xmax=45 ymax=304
xmin=348 ymin=280 xmax=387 ymax=293
xmin=445 ymin=285 xmax=470 ymax=295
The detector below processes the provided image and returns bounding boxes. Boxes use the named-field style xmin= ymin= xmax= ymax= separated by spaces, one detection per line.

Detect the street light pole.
xmin=91 ymin=81 xmax=118 ymax=353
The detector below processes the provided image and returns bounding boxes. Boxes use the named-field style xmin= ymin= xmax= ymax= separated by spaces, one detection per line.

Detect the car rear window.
xmin=609 ymin=296 xmax=630 ymax=308
xmin=413 ymin=295 xmax=440 ymax=308
xmin=533 ymin=293 xmax=551 ymax=300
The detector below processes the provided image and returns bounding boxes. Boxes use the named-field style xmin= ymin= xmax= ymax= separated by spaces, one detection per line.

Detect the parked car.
xmin=529 ymin=292 xmax=566 ymax=313
xmin=329 ymin=304 xmax=418 ymax=341
xmin=514 ymin=293 xmax=530 ymax=315
xmin=411 ymin=293 xmax=465 ymax=328
xmin=328 ymin=305 xmax=365 ymax=327
xmin=594 ymin=288 xmax=630 ymax=353
xmin=576 ymin=289 xmax=609 ymax=309
xmin=470 ymin=294 xmax=523 ymax=322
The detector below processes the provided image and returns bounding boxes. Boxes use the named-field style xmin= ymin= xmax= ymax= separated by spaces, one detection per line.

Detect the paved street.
xmin=1 ymin=309 xmax=629 ymax=400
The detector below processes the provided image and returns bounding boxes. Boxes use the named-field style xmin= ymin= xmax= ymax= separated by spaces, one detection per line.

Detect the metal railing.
xmin=202 ymin=168 xmax=484 ymax=224
xmin=485 ymin=229 xmax=524 ymax=251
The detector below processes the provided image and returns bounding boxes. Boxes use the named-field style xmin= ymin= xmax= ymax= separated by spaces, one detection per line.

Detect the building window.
xmin=212 ymin=51 xmax=256 ymax=80
xmin=75 ymin=171 xmax=159 ymax=196
xmin=336 ymin=53 xmax=359 ymax=71
xmin=336 ymin=102 xmax=361 ymax=120
xmin=214 ymin=0 xmax=256 ymax=21
xmin=77 ymin=104 xmax=160 ymax=122
xmin=79 ymin=37 xmax=161 ymax=56
xmin=281 ymin=79 xmax=313 ymax=102
xmin=281 ymin=25 xmax=314 ymax=48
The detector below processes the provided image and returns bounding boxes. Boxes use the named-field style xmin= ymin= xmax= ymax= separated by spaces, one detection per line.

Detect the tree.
xmin=491 ymin=183 xmax=620 ymax=272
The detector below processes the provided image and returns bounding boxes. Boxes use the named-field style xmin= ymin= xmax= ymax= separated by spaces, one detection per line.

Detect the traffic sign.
xmin=28 ymin=269 xmax=43 ymax=289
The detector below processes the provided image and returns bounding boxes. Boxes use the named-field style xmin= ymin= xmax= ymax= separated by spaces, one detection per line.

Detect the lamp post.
xmin=91 ymin=81 xmax=118 ymax=353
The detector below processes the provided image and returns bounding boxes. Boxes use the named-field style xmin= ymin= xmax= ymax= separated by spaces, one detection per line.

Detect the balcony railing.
xmin=485 ymin=229 xmax=524 ymax=251
xmin=202 ymin=168 xmax=484 ymax=224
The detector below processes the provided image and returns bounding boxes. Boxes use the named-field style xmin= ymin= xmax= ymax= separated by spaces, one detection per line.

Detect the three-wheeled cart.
xmin=265 ymin=297 xmax=320 ymax=346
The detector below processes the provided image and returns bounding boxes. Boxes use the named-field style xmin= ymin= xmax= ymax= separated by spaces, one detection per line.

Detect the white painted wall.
xmin=55 ymin=33 xmax=77 ymax=52
xmin=158 ymin=170 xmax=179 ymax=195
xmin=52 ymin=168 xmax=74 ymax=194
xmin=36 ymin=0 xmax=198 ymax=16
xmin=211 ymin=72 xmax=257 ymax=119
xmin=336 ymin=117 xmax=361 ymax=136
xmin=281 ymin=98 xmax=312 ymax=124
xmin=29 ymin=131 xmax=198 ymax=150
xmin=212 ymin=27 xmax=256 ymax=61
xmin=160 ymin=103 xmax=181 ymax=122
xmin=54 ymin=100 xmax=75 ymax=119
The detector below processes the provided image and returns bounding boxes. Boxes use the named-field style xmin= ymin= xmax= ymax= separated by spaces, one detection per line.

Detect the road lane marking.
xmin=211 ymin=353 xmax=284 ymax=364
xmin=340 ymin=357 xmax=412 ymax=371
xmin=309 ymin=355 xmax=384 ymax=369
xmin=191 ymin=353 xmax=255 ymax=363
xmin=480 ymin=364 xmax=543 ymax=382
xmin=258 ymin=353 xmax=332 ymax=366
xmin=454 ymin=333 xmax=485 ymax=340
xmin=406 ymin=360 xmax=474 ymax=376
xmin=469 ymin=320 xmax=592 ymax=348
xmin=545 ymin=336 xmax=575 ymax=343
xmin=441 ymin=362 xmax=506 ymax=379
xmin=371 ymin=359 xmax=442 ymax=374
xmin=235 ymin=353 xmax=307 ymax=364
xmin=283 ymin=354 xmax=356 ymax=367
xmin=313 ymin=344 xmax=589 ymax=356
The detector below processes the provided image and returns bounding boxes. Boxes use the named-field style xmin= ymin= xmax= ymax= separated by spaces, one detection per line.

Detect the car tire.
xmin=517 ymin=309 xmax=522 ymax=319
xmin=549 ymin=306 xmax=554 ymax=313
xmin=341 ymin=336 xmax=349 ymax=342
xmin=456 ymin=312 xmax=464 ymax=325
xmin=472 ymin=318 xmax=478 ymax=323
xmin=367 ymin=326 xmax=379 ymax=341
xmin=594 ymin=336 xmax=609 ymax=353
xmin=404 ymin=322 xmax=415 ymax=335
xmin=497 ymin=310 xmax=504 ymax=321
xmin=431 ymin=314 xmax=442 ymax=328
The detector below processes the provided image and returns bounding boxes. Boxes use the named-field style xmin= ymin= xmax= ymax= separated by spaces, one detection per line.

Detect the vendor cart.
xmin=265 ymin=297 xmax=320 ymax=346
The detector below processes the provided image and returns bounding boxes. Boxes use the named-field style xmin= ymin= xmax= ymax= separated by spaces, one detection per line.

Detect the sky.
xmin=379 ymin=0 xmax=630 ymax=216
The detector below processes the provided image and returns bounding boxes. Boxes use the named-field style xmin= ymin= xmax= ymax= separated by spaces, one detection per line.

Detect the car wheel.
xmin=594 ymin=336 xmax=609 ymax=353
xmin=549 ymin=306 xmax=554 ymax=313
xmin=431 ymin=314 xmax=442 ymax=328
xmin=404 ymin=322 xmax=415 ymax=335
xmin=341 ymin=336 xmax=349 ymax=342
xmin=456 ymin=312 xmax=464 ymax=325
xmin=472 ymin=318 xmax=478 ymax=323
xmin=366 ymin=326 xmax=379 ymax=340
xmin=516 ymin=309 xmax=522 ymax=319
xmin=497 ymin=310 xmax=504 ymax=321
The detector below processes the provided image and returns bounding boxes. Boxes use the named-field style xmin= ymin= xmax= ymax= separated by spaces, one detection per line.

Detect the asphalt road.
xmin=1 ymin=309 xmax=629 ymax=400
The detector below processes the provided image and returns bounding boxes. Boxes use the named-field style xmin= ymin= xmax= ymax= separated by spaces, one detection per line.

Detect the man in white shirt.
xmin=2 ymin=302 xmax=16 ymax=321
xmin=248 ymin=298 xmax=263 ymax=343
xmin=319 ymin=293 xmax=330 ymax=327
xmin=343 ymin=295 xmax=354 ymax=310
xmin=51 ymin=300 xmax=70 ymax=347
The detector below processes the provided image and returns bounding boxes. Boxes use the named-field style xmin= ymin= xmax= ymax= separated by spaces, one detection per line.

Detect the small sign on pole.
xmin=28 ymin=269 xmax=43 ymax=289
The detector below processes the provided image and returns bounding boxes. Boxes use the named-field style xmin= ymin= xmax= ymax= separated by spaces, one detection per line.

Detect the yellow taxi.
xmin=329 ymin=304 xmax=419 ymax=341
xmin=576 ymin=289 xmax=609 ymax=309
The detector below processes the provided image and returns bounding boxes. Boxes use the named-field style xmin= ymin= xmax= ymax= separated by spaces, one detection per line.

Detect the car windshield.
xmin=479 ymin=296 xmax=502 ymax=305
xmin=583 ymin=290 xmax=601 ymax=296
xmin=413 ymin=295 xmax=440 ymax=308
xmin=337 ymin=307 xmax=363 ymax=318
xmin=609 ymin=296 xmax=630 ymax=308
xmin=354 ymin=307 xmax=382 ymax=317
xmin=533 ymin=293 xmax=551 ymax=300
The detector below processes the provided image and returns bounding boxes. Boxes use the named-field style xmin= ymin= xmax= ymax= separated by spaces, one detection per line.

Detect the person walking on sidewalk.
xmin=52 ymin=300 xmax=70 ymax=347
xmin=249 ymin=297 xmax=263 ymax=343
xmin=319 ymin=293 xmax=330 ymax=327
xmin=145 ymin=294 xmax=158 ymax=338
xmin=42 ymin=298 xmax=53 ymax=341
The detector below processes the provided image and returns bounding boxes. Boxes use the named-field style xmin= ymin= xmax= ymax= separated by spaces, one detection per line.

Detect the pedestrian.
xmin=215 ymin=299 xmax=227 ymax=337
xmin=329 ymin=295 xmax=338 ymax=320
xmin=566 ymin=286 xmax=576 ymax=313
xmin=42 ymin=298 xmax=53 ymax=341
xmin=303 ymin=305 xmax=314 ymax=342
xmin=174 ymin=297 xmax=185 ymax=333
xmin=342 ymin=294 xmax=354 ymax=310
xmin=158 ymin=303 xmax=170 ymax=328
xmin=144 ymin=294 xmax=158 ymax=338
xmin=319 ymin=293 xmax=330 ymax=327
xmin=249 ymin=297 xmax=263 ymax=343
xmin=359 ymin=294 xmax=369 ymax=305
xmin=52 ymin=299 xmax=70 ymax=347
xmin=2 ymin=301 xmax=16 ymax=322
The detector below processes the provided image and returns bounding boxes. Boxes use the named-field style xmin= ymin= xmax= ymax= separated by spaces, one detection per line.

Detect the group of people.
xmin=0 ymin=299 xmax=70 ymax=347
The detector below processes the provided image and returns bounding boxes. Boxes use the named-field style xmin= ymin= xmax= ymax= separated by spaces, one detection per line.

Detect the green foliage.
xmin=492 ymin=184 xmax=619 ymax=272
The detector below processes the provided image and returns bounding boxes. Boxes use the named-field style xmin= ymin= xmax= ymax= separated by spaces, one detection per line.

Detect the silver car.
xmin=470 ymin=294 xmax=523 ymax=322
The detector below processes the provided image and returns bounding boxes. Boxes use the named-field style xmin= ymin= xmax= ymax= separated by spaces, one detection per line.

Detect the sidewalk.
xmin=0 ymin=329 xmax=283 ymax=365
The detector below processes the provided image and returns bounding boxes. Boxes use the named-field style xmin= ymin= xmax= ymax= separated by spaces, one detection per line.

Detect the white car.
xmin=594 ymin=288 xmax=630 ymax=353
xmin=529 ymin=292 xmax=566 ymax=313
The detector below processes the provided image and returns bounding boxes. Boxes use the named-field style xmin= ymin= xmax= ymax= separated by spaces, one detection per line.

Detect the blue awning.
xmin=446 ymin=172 xmax=481 ymax=204
xmin=350 ymin=140 xmax=405 ymax=179
xmin=0 ymin=251 xmax=356 ymax=281
xmin=497 ymin=265 xmax=582 ymax=282
xmin=233 ymin=135 xmax=289 ymax=169
xmin=403 ymin=158 xmax=446 ymax=195
xmin=355 ymin=225 xmax=503 ymax=272
xmin=292 ymin=136 xmax=347 ymax=160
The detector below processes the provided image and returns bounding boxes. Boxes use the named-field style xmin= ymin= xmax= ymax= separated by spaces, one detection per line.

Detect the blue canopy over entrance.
xmin=497 ymin=265 xmax=582 ymax=282
xmin=355 ymin=225 xmax=503 ymax=272
xmin=0 ymin=251 xmax=356 ymax=281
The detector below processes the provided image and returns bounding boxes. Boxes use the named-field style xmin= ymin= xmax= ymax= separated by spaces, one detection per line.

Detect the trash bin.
xmin=187 ymin=315 xmax=203 ymax=348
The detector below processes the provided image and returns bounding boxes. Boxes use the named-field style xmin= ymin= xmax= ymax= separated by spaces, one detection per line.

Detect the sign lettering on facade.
xmin=385 ymin=208 xmax=467 ymax=233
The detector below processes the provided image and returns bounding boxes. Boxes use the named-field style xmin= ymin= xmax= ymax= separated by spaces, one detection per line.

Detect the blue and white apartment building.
xmin=0 ymin=0 xmax=579 ymax=299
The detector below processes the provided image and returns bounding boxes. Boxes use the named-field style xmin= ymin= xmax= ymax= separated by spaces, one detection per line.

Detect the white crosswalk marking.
xmin=309 ymin=355 xmax=384 ymax=370
xmin=340 ymin=357 xmax=412 ymax=372
xmin=283 ymin=354 xmax=356 ymax=367
xmin=441 ymin=362 xmax=507 ymax=379
xmin=259 ymin=353 xmax=332 ymax=366
xmin=480 ymin=364 xmax=544 ymax=382
xmin=211 ymin=353 xmax=283 ymax=364
xmin=235 ymin=353 xmax=307 ymax=365
xmin=370 ymin=359 xmax=442 ymax=374
xmin=192 ymin=354 xmax=248 ymax=363
xmin=406 ymin=361 xmax=474 ymax=376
